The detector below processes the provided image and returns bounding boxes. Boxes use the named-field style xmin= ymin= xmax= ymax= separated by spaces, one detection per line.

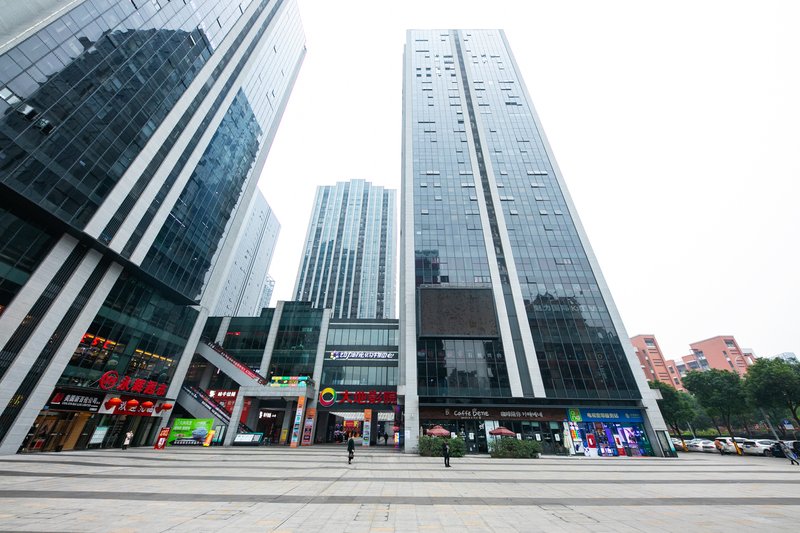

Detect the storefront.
xmin=315 ymin=386 xmax=400 ymax=445
xmin=22 ymin=384 xmax=174 ymax=453
xmin=566 ymin=408 xmax=653 ymax=457
xmin=419 ymin=406 xmax=569 ymax=454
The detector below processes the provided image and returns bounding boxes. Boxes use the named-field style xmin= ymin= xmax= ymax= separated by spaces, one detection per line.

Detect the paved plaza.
xmin=0 ymin=446 xmax=799 ymax=532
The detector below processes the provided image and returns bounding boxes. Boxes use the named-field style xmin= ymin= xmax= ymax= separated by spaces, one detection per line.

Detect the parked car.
xmin=701 ymin=440 xmax=717 ymax=453
xmin=713 ymin=437 xmax=734 ymax=454
xmin=770 ymin=440 xmax=800 ymax=458
xmin=687 ymin=439 xmax=714 ymax=452
xmin=742 ymin=439 xmax=775 ymax=456
xmin=713 ymin=437 xmax=748 ymax=454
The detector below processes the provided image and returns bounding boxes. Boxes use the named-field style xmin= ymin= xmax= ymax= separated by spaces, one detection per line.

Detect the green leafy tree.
xmin=682 ymin=369 xmax=747 ymax=453
xmin=649 ymin=381 xmax=696 ymax=448
xmin=744 ymin=358 xmax=800 ymax=429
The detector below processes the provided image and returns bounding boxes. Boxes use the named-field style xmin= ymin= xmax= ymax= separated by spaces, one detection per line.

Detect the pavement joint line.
xmin=1 ymin=491 xmax=800 ymax=506
xmin=1 ymin=471 xmax=799 ymax=484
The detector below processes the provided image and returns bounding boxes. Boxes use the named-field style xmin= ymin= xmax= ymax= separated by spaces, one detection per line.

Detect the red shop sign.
xmin=98 ymin=370 xmax=168 ymax=397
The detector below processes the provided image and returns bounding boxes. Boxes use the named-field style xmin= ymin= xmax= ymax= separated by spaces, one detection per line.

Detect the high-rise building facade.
xmin=0 ymin=0 xmax=305 ymax=454
xmin=294 ymin=179 xmax=397 ymax=319
xmin=631 ymin=335 xmax=684 ymax=390
xmin=213 ymin=191 xmax=280 ymax=317
xmin=400 ymin=30 xmax=670 ymax=456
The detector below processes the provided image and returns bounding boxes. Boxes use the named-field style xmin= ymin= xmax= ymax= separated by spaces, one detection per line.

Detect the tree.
xmin=744 ymin=358 xmax=800 ymax=429
xmin=682 ymin=369 xmax=747 ymax=453
xmin=649 ymin=381 xmax=696 ymax=445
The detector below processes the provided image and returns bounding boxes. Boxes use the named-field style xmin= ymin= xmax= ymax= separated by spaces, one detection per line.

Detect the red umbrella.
xmin=425 ymin=425 xmax=451 ymax=437
xmin=489 ymin=426 xmax=516 ymax=437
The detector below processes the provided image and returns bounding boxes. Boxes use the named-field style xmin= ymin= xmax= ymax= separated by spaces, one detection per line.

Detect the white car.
xmin=701 ymin=440 xmax=717 ymax=453
xmin=687 ymin=439 xmax=713 ymax=452
xmin=742 ymin=439 xmax=775 ymax=456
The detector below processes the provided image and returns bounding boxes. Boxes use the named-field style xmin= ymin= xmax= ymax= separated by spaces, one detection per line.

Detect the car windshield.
xmin=757 ymin=440 xmax=773 ymax=445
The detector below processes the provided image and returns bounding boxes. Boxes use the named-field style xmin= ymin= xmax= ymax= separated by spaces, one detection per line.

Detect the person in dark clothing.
xmin=443 ymin=440 xmax=451 ymax=467
xmin=383 ymin=432 xmax=389 ymax=446
xmin=347 ymin=434 xmax=355 ymax=464
xmin=781 ymin=442 xmax=799 ymax=466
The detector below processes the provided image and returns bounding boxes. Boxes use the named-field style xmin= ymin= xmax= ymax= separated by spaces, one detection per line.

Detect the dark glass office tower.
xmin=295 ymin=180 xmax=397 ymax=319
xmin=0 ymin=0 xmax=305 ymax=453
xmin=400 ymin=30 xmax=671 ymax=456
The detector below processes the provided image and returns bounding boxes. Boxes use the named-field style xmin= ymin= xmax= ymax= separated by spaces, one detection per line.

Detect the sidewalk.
xmin=0 ymin=447 xmax=798 ymax=532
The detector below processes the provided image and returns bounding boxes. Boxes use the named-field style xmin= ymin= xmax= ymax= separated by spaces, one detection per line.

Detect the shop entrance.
xmin=321 ymin=410 xmax=396 ymax=445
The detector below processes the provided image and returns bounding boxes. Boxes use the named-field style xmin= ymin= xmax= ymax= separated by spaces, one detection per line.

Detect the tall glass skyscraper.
xmin=213 ymin=191 xmax=280 ymax=317
xmin=0 ymin=0 xmax=305 ymax=454
xmin=400 ymin=30 xmax=670 ymax=456
xmin=295 ymin=179 xmax=396 ymax=319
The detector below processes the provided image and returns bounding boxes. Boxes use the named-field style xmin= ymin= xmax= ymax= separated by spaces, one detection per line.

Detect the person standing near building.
xmin=122 ymin=431 xmax=134 ymax=451
xmin=443 ymin=440 xmax=451 ymax=467
xmin=347 ymin=434 xmax=355 ymax=464
xmin=781 ymin=442 xmax=799 ymax=466
xmin=714 ymin=439 xmax=724 ymax=455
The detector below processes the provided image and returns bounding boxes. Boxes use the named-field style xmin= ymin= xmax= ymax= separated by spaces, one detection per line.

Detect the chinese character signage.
xmin=290 ymin=396 xmax=306 ymax=448
xmin=98 ymin=370 xmax=168 ymax=397
xmin=301 ymin=407 xmax=316 ymax=446
xmin=318 ymin=388 xmax=397 ymax=407
xmin=362 ymin=409 xmax=372 ymax=447
xmin=153 ymin=427 xmax=171 ymax=450
xmin=47 ymin=389 xmax=104 ymax=412
xmin=576 ymin=409 xmax=643 ymax=423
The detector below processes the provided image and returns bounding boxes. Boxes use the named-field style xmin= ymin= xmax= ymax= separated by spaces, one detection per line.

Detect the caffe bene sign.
xmin=419 ymin=407 xmax=566 ymax=421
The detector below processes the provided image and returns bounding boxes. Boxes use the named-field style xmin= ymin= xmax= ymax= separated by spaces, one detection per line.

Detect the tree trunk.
xmin=726 ymin=423 xmax=742 ymax=455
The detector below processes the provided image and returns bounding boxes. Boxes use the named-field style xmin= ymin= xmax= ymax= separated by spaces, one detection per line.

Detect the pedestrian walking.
xmin=383 ymin=432 xmax=389 ymax=446
xmin=347 ymin=434 xmax=355 ymax=464
xmin=781 ymin=442 xmax=799 ymax=466
xmin=122 ymin=431 xmax=133 ymax=450
xmin=443 ymin=440 xmax=451 ymax=467
xmin=714 ymin=439 xmax=724 ymax=455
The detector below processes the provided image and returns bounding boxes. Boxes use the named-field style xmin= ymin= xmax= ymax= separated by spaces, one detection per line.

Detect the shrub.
xmin=418 ymin=436 xmax=466 ymax=457
xmin=489 ymin=437 xmax=542 ymax=458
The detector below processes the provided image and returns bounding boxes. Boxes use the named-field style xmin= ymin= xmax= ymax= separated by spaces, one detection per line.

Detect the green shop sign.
xmin=167 ymin=418 xmax=213 ymax=446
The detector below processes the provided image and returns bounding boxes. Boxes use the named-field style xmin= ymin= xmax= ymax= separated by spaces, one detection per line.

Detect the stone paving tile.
xmin=0 ymin=448 xmax=799 ymax=531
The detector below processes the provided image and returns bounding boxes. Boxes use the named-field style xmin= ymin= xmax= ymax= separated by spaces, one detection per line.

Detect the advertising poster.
xmin=290 ymin=396 xmax=306 ymax=448
xmin=89 ymin=426 xmax=109 ymax=445
xmin=153 ymin=427 xmax=171 ymax=450
xmin=362 ymin=409 xmax=372 ymax=447
xmin=301 ymin=407 xmax=316 ymax=446
xmin=167 ymin=418 xmax=214 ymax=445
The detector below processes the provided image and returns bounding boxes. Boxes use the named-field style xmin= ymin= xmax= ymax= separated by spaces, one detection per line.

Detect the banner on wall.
xmin=362 ymin=409 xmax=372 ymax=447
xmin=290 ymin=396 xmax=306 ymax=448
xmin=301 ymin=407 xmax=316 ymax=446
xmin=167 ymin=418 xmax=214 ymax=446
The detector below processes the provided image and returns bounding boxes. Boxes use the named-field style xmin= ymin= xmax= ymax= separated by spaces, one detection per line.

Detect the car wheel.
xmin=764 ymin=449 xmax=771 ymax=457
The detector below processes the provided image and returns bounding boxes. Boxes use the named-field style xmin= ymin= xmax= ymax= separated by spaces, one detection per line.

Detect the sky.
xmin=257 ymin=0 xmax=800 ymax=361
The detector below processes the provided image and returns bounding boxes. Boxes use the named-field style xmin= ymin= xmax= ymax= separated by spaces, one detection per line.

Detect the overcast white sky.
xmin=257 ymin=0 xmax=800 ymax=361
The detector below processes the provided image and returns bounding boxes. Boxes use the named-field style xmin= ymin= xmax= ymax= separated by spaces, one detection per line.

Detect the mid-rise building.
xmin=213 ymin=191 xmax=280 ymax=317
xmin=294 ymin=179 xmax=397 ymax=319
xmin=0 ymin=0 xmax=305 ymax=454
xmin=631 ymin=335 xmax=684 ymax=390
xmin=673 ymin=336 xmax=754 ymax=378
xmin=400 ymin=30 xmax=670 ymax=456
xmin=771 ymin=352 xmax=798 ymax=363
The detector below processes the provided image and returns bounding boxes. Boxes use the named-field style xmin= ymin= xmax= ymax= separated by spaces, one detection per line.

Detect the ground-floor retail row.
xmin=419 ymin=405 xmax=656 ymax=456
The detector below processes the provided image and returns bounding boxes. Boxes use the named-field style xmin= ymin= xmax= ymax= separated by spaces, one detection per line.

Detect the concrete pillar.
xmin=280 ymin=400 xmax=293 ymax=445
xmin=259 ymin=301 xmax=284 ymax=376
xmin=224 ymin=392 xmax=246 ymax=446
xmin=216 ymin=316 xmax=231 ymax=344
